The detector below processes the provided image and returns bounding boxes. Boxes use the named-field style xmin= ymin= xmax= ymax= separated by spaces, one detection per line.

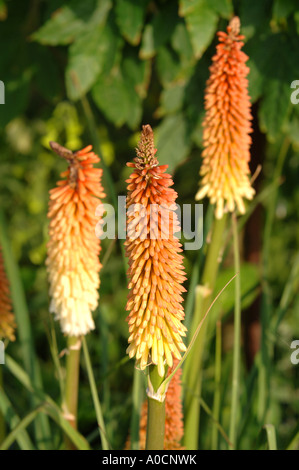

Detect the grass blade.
xmin=0 ymin=209 xmax=51 ymax=448
xmin=264 ymin=424 xmax=277 ymax=450
xmin=0 ymin=388 xmax=34 ymax=450
xmin=5 ymin=354 xmax=90 ymax=450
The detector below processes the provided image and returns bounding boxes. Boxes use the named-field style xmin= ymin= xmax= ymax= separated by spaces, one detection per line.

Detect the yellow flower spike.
xmin=196 ymin=16 xmax=255 ymax=219
xmin=46 ymin=142 xmax=105 ymax=336
xmin=125 ymin=125 xmax=187 ymax=377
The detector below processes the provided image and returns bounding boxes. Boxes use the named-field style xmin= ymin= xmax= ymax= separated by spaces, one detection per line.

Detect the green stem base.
xmin=64 ymin=336 xmax=81 ymax=449
xmin=146 ymin=365 xmax=166 ymax=450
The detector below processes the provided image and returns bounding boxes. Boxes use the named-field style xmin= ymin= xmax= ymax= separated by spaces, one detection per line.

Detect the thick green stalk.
xmin=183 ymin=215 xmax=227 ymax=449
xmin=130 ymin=368 xmax=144 ymax=450
xmin=211 ymin=320 xmax=222 ymax=450
xmin=229 ymin=213 xmax=241 ymax=449
xmin=82 ymin=336 xmax=109 ymax=450
xmin=64 ymin=336 xmax=81 ymax=449
xmin=145 ymin=366 xmax=166 ymax=450
xmin=0 ymin=366 xmax=5 ymax=444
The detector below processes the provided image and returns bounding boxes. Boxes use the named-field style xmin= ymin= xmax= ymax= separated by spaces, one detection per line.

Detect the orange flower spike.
xmin=125 ymin=125 xmax=187 ymax=377
xmin=0 ymin=246 xmax=16 ymax=341
xmin=138 ymin=360 xmax=185 ymax=450
xmin=196 ymin=16 xmax=255 ymax=219
xmin=46 ymin=142 xmax=105 ymax=336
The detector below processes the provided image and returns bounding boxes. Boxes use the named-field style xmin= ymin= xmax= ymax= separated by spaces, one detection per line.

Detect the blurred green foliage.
xmin=0 ymin=0 xmax=299 ymax=450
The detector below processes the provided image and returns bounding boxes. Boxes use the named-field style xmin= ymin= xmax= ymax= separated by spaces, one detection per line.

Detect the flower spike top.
xmin=0 ymin=245 xmax=16 ymax=341
xmin=196 ymin=16 xmax=255 ymax=219
xmin=125 ymin=124 xmax=187 ymax=377
xmin=46 ymin=142 xmax=105 ymax=336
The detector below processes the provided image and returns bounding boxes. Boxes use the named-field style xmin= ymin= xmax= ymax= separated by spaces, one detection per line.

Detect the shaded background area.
xmin=0 ymin=0 xmax=299 ymax=449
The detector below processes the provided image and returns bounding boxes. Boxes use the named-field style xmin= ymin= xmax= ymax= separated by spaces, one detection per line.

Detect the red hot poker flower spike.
xmin=46 ymin=143 xmax=105 ymax=336
xmin=196 ymin=16 xmax=255 ymax=219
xmin=0 ymin=245 xmax=16 ymax=341
xmin=125 ymin=125 xmax=187 ymax=378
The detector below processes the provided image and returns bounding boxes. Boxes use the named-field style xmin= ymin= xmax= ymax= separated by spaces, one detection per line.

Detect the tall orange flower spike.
xmin=0 ymin=245 xmax=16 ymax=341
xmin=196 ymin=16 xmax=255 ymax=219
xmin=125 ymin=124 xmax=187 ymax=377
xmin=46 ymin=142 xmax=105 ymax=336
xmin=138 ymin=360 xmax=185 ymax=450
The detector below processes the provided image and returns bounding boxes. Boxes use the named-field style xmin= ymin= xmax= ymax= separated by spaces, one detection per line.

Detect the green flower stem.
xmin=130 ymin=368 xmax=144 ymax=450
xmin=145 ymin=365 xmax=166 ymax=450
xmin=211 ymin=319 xmax=222 ymax=450
xmin=0 ymin=366 xmax=5 ymax=444
xmin=184 ymin=214 xmax=227 ymax=449
xmin=229 ymin=213 xmax=241 ymax=449
xmin=82 ymin=336 xmax=109 ymax=450
xmin=64 ymin=335 xmax=81 ymax=449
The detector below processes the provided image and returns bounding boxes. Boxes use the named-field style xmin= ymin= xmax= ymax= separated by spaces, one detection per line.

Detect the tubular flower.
xmin=125 ymin=124 xmax=187 ymax=377
xmin=46 ymin=142 xmax=105 ymax=336
xmin=137 ymin=360 xmax=185 ymax=450
xmin=0 ymin=246 xmax=15 ymax=341
xmin=196 ymin=16 xmax=255 ymax=219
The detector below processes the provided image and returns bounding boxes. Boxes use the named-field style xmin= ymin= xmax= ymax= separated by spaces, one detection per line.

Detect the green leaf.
xmin=139 ymin=3 xmax=178 ymax=59
xmin=156 ymin=83 xmax=186 ymax=117
xmin=180 ymin=0 xmax=218 ymax=59
xmin=155 ymin=113 xmax=190 ymax=171
xmin=212 ymin=263 xmax=260 ymax=318
xmin=32 ymin=7 xmax=87 ymax=46
xmin=122 ymin=50 xmax=151 ymax=99
xmin=245 ymin=39 xmax=266 ymax=102
xmin=171 ymin=21 xmax=194 ymax=65
xmin=248 ymin=33 xmax=298 ymax=141
xmin=259 ymin=79 xmax=291 ymax=141
xmin=272 ymin=0 xmax=297 ymax=20
xmin=92 ymin=69 xmax=142 ymax=129
xmin=209 ymin=0 xmax=233 ymax=19
xmin=156 ymin=46 xmax=181 ymax=87
xmin=239 ymin=0 xmax=272 ymax=40
xmin=66 ymin=19 xmax=121 ymax=100
xmin=179 ymin=0 xmax=197 ymax=16
xmin=115 ymin=0 xmax=149 ymax=45
xmin=32 ymin=0 xmax=112 ymax=46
